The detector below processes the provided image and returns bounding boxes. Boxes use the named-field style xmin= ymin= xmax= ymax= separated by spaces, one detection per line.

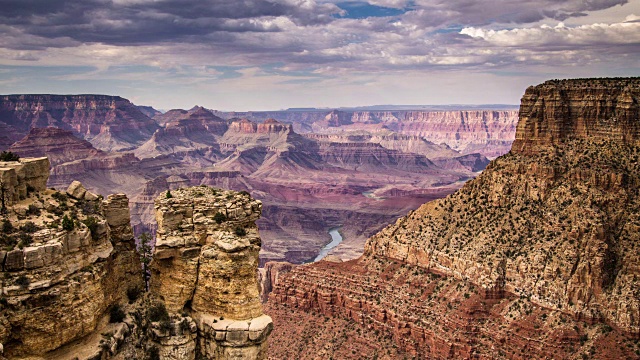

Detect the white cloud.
xmin=460 ymin=20 xmax=640 ymax=47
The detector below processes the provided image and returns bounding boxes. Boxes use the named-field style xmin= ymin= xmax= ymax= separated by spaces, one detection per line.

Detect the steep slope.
xmin=8 ymin=127 xmax=103 ymax=166
xmin=0 ymin=94 xmax=159 ymax=151
xmin=266 ymin=78 xmax=640 ymax=359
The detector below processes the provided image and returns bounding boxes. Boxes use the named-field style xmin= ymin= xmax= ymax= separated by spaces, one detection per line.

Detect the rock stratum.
xmin=266 ymin=78 xmax=640 ymax=359
xmin=0 ymin=157 xmax=143 ymax=358
xmin=150 ymin=187 xmax=272 ymax=359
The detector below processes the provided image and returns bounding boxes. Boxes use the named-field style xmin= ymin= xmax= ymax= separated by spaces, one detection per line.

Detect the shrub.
xmin=82 ymin=216 xmax=99 ymax=240
xmin=1 ymin=219 xmax=14 ymax=233
xmin=26 ymin=204 xmax=41 ymax=216
xmin=62 ymin=215 xmax=74 ymax=231
xmin=0 ymin=151 xmax=19 ymax=162
xmin=126 ymin=286 xmax=141 ymax=303
xmin=239 ymin=190 xmax=251 ymax=197
xmin=109 ymin=304 xmax=126 ymax=323
xmin=17 ymin=233 xmax=32 ymax=247
xmin=159 ymin=319 xmax=172 ymax=332
xmin=20 ymin=221 xmax=39 ymax=233
xmin=16 ymin=275 xmax=30 ymax=289
xmin=166 ymin=190 xmax=173 ymax=199
xmin=234 ymin=226 xmax=246 ymax=237
xmin=51 ymin=191 xmax=67 ymax=203
xmin=147 ymin=302 xmax=169 ymax=322
xmin=77 ymin=199 xmax=99 ymax=215
xmin=213 ymin=212 xmax=226 ymax=224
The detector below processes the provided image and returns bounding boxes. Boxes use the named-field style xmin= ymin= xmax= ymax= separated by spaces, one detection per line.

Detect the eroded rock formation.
xmin=0 ymin=160 xmax=143 ymax=358
xmin=150 ymin=186 xmax=272 ymax=359
xmin=266 ymin=78 xmax=640 ymax=359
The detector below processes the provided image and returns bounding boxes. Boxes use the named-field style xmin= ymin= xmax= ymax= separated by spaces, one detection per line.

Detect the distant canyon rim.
xmin=0 ymin=95 xmax=518 ymax=264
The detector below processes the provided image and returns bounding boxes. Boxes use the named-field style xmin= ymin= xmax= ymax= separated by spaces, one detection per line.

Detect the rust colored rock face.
xmin=512 ymin=78 xmax=640 ymax=155
xmin=150 ymin=186 xmax=272 ymax=359
xmin=266 ymin=78 xmax=640 ymax=359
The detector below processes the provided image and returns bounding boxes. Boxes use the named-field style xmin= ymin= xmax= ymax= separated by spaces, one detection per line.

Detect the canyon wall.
xmin=266 ymin=78 xmax=640 ymax=359
xmin=218 ymin=109 xmax=519 ymax=158
xmin=150 ymin=186 xmax=272 ymax=359
xmin=0 ymin=95 xmax=159 ymax=151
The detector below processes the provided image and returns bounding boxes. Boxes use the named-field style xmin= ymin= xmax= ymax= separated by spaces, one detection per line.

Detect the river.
xmin=313 ymin=228 xmax=343 ymax=262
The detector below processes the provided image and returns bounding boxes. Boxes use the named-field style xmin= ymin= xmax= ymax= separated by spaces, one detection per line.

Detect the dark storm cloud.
xmin=0 ymin=0 xmax=341 ymax=46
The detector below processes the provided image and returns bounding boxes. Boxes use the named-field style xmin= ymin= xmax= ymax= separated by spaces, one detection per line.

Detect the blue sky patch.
xmin=335 ymin=1 xmax=407 ymax=19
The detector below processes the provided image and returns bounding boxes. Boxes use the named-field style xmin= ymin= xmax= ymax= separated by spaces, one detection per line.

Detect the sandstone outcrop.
xmin=266 ymin=78 xmax=640 ymax=359
xmin=150 ymin=186 xmax=272 ymax=359
xmin=512 ymin=78 xmax=640 ymax=155
xmin=0 ymin=157 xmax=50 ymax=207
xmin=0 ymin=164 xmax=142 ymax=358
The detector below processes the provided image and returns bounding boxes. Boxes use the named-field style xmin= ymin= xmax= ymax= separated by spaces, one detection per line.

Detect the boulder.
xmin=66 ymin=180 xmax=87 ymax=200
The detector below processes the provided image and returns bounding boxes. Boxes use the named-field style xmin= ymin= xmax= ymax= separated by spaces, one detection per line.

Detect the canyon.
xmin=0 ymin=97 xmax=519 ymax=264
xmin=265 ymin=78 xmax=640 ymax=359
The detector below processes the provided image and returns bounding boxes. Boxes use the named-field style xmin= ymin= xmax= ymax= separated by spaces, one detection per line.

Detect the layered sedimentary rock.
xmin=0 ymin=94 xmax=159 ymax=151
xmin=220 ymin=109 xmax=519 ymax=158
xmin=0 ymin=157 xmax=50 ymax=206
xmin=512 ymin=78 xmax=640 ymax=155
xmin=0 ymin=163 xmax=142 ymax=358
xmin=8 ymin=128 xmax=103 ymax=166
xmin=267 ymin=78 xmax=640 ymax=359
xmin=150 ymin=187 xmax=272 ymax=359
xmin=135 ymin=107 xmax=227 ymax=158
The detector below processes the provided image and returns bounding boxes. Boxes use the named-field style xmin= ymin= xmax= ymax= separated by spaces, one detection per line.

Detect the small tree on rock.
xmin=138 ymin=232 xmax=153 ymax=290
xmin=0 ymin=151 xmax=19 ymax=162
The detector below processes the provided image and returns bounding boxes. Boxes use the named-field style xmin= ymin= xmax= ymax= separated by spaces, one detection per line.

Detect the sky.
xmin=0 ymin=0 xmax=639 ymax=111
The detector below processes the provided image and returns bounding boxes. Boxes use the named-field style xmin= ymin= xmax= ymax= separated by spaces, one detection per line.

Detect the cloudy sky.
xmin=0 ymin=0 xmax=639 ymax=110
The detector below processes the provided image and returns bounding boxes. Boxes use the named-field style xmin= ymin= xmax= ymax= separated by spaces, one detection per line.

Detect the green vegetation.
xmin=137 ymin=232 xmax=153 ymax=290
xmin=62 ymin=215 xmax=74 ymax=231
xmin=19 ymin=221 xmax=39 ymax=233
xmin=82 ymin=216 xmax=99 ymax=240
xmin=16 ymin=275 xmax=30 ymax=289
xmin=166 ymin=190 xmax=173 ymax=199
xmin=234 ymin=226 xmax=247 ymax=237
xmin=147 ymin=302 xmax=169 ymax=323
xmin=127 ymin=286 xmax=141 ymax=303
xmin=0 ymin=151 xmax=20 ymax=162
